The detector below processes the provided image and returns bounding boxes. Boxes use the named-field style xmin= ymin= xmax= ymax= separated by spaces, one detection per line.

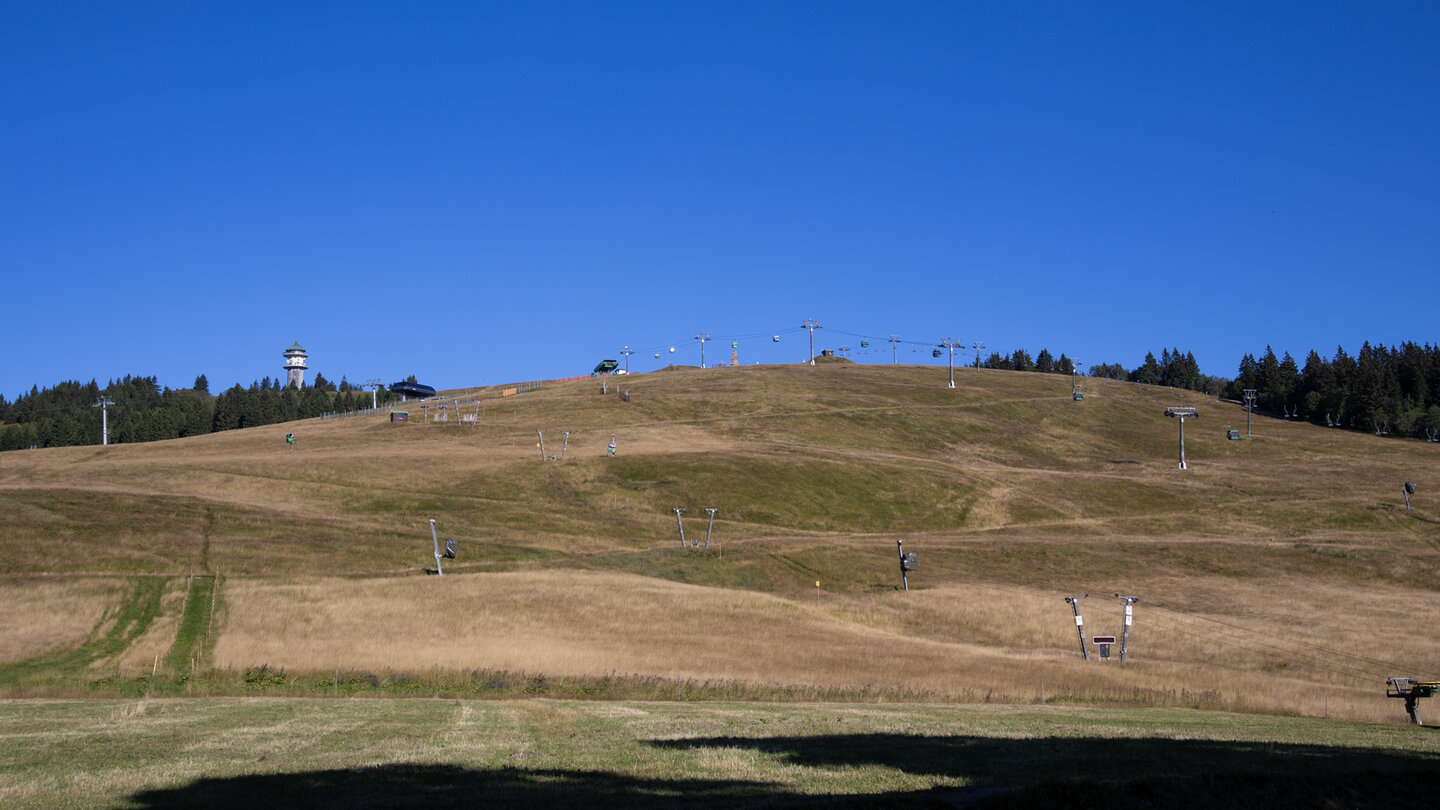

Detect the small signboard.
xmin=902 ymin=552 xmax=917 ymax=571
xmin=1093 ymin=635 xmax=1115 ymax=660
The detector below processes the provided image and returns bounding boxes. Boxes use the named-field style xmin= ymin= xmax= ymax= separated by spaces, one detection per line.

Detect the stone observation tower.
xmin=283 ymin=342 xmax=308 ymax=388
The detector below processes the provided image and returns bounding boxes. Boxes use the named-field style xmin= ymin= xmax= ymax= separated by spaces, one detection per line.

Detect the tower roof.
xmin=284 ymin=342 xmax=307 ymax=354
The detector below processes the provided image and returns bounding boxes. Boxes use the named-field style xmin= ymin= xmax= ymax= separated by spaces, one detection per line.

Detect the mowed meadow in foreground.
xmin=2 ymin=362 xmax=1436 ymax=721
xmin=4 ymin=698 xmax=1440 ymax=809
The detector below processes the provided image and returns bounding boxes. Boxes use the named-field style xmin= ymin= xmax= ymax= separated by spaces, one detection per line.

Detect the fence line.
xmin=318 ymin=380 xmax=548 ymax=420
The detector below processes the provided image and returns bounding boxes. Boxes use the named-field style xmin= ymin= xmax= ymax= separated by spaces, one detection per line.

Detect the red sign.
xmin=1092 ymin=636 xmax=1116 ymax=644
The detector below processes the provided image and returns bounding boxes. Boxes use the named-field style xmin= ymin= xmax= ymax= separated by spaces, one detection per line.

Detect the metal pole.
xmin=673 ymin=508 xmax=687 ymax=547
xmin=1065 ymin=595 xmax=1089 ymax=660
xmin=889 ymin=335 xmax=900 ymax=364
xmin=537 ymin=430 xmax=546 ymax=461
xmin=561 ymin=431 xmax=570 ymax=461
xmin=897 ymin=540 xmax=908 ymax=592
xmin=620 ymin=346 xmax=633 ymax=374
xmin=1178 ymin=415 xmax=1187 ymax=470
xmin=939 ymin=339 xmax=963 ymax=388
xmin=1116 ymin=595 xmax=1138 ymax=661
xmin=695 ymin=333 xmax=710 ymax=368
xmin=704 ymin=508 xmax=717 ymax=549
xmin=430 ymin=518 xmax=443 ymax=575
xmin=1243 ymin=389 xmax=1256 ymax=437
xmin=802 ymin=320 xmax=821 ymax=364
xmin=93 ymin=397 xmax=114 ymax=445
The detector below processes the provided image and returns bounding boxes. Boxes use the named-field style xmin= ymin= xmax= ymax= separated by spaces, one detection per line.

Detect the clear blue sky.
xmin=3 ymin=1 xmax=1435 ymax=398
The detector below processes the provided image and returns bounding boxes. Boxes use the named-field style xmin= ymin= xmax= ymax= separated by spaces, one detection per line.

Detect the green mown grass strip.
xmin=163 ymin=575 xmax=216 ymax=673
xmin=0 ymin=576 xmax=167 ymax=692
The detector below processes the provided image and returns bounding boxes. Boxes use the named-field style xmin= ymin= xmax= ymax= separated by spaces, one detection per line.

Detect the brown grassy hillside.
xmin=2 ymin=363 xmax=1437 ymax=721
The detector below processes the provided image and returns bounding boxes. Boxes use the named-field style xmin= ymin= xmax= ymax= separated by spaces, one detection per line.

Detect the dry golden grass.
xmin=0 ymin=579 xmax=129 ymax=664
xmin=2 ymin=364 xmax=1438 ymax=721
xmin=208 ymin=566 xmax=1429 ymax=722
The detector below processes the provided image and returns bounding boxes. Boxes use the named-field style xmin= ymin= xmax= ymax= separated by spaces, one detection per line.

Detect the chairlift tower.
xmin=1165 ymin=407 xmax=1198 ymax=469
xmin=704 ymin=508 xmax=718 ymax=550
xmin=1387 ymin=677 xmax=1439 ymax=725
xmin=620 ymin=346 xmax=634 ymax=374
xmin=1243 ymin=389 xmax=1257 ymax=437
xmin=801 ymin=319 xmax=822 ymax=365
xmin=972 ymin=341 xmax=985 ymax=368
xmin=694 ymin=333 xmax=711 ymax=369
xmin=939 ymin=339 xmax=964 ymax=388
xmin=889 ymin=335 xmax=901 ymax=364
xmin=92 ymin=396 xmax=114 ymax=446
xmin=1115 ymin=595 xmax=1138 ymax=662
xmin=1064 ymin=595 xmax=1089 ymax=661
xmin=673 ymin=508 xmax=688 ymax=548
xmin=365 ymin=378 xmax=383 ymax=410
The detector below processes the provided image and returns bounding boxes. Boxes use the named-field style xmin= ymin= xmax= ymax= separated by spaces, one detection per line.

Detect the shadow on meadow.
xmin=123 ymin=733 xmax=1440 ymax=809
xmin=123 ymin=763 xmax=962 ymax=809
xmin=649 ymin=733 xmax=1440 ymax=809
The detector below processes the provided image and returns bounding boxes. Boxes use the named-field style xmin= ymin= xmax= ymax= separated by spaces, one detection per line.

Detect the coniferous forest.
xmin=3 ymin=341 xmax=1438 ymax=450
xmin=0 ymin=373 xmax=398 ymax=451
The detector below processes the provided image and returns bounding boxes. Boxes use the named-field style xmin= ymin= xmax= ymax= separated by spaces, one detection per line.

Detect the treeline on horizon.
xmin=0 ymin=373 xmax=400 ymax=451
xmin=3 ymin=341 xmax=1439 ymax=450
xmin=993 ymin=341 xmax=1440 ymax=438
xmin=1228 ymin=342 xmax=1440 ymax=437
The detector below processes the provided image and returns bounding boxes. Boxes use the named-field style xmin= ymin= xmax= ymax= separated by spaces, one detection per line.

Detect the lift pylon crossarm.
xmin=1386 ymin=677 xmax=1440 ymax=725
